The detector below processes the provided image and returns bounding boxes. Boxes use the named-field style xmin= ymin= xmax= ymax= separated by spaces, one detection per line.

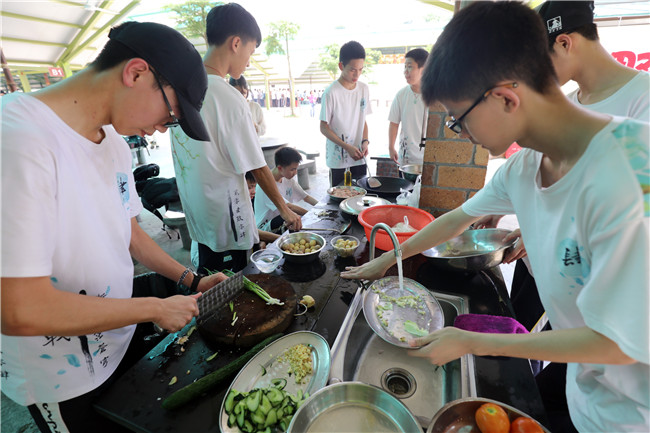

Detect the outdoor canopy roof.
xmin=2 ymin=0 xmax=648 ymax=87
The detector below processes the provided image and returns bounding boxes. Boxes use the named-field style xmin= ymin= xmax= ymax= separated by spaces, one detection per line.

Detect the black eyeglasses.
xmin=445 ymin=82 xmax=518 ymax=134
xmin=151 ymin=70 xmax=180 ymax=128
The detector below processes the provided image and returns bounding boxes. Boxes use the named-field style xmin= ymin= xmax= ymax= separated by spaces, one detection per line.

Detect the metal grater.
xmin=197 ymin=271 xmax=244 ymax=322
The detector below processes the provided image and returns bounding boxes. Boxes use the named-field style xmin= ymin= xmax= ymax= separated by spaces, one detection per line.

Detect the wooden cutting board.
xmin=197 ymin=274 xmax=296 ymax=348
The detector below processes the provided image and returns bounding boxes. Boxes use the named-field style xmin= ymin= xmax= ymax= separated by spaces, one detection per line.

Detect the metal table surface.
xmin=94 ymin=198 xmax=547 ymax=432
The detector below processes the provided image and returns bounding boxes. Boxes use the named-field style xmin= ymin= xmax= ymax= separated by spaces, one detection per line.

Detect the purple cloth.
xmin=454 ymin=313 xmax=529 ymax=334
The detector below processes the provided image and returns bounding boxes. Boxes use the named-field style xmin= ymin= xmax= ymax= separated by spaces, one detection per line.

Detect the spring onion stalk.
xmin=222 ymin=270 xmax=284 ymax=305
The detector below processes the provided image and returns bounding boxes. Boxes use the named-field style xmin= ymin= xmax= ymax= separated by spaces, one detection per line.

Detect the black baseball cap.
xmin=109 ymin=21 xmax=210 ymax=141
xmin=537 ymin=1 xmax=595 ymax=38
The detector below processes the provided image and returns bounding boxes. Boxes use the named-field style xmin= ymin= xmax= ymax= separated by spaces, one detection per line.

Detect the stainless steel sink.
xmin=329 ymin=289 xmax=476 ymax=428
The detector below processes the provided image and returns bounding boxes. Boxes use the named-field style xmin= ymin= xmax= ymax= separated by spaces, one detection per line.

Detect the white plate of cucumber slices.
xmin=219 ymin=331 xmax=330 ymax=433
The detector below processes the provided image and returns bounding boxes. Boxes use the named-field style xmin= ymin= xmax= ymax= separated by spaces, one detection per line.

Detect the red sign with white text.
xmin=48 ymin=67 xmax=65 ymax=78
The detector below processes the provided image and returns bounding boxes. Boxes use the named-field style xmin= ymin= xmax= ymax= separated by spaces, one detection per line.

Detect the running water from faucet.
xmin=396 ymin=255 xmax=404 ymax=292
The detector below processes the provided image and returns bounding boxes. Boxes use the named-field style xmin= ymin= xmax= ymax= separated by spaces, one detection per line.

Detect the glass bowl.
xmin=250 ymin=248 xmax=283 ymax=273
xmin=331 ymin=235 xmax=361 ymax=258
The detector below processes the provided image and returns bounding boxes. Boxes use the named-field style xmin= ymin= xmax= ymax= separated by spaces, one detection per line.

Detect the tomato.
xmin=475 ymin=403 xmax=510 ymax=433
xmin=510 ymin=416 xmax=544 ymax=433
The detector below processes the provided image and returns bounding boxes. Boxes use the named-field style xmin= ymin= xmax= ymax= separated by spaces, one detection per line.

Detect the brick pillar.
xmin=418 ymin=102 xmax=489 ymax=217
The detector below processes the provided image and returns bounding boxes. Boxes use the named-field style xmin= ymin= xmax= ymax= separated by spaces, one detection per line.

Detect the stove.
xmin=277 ymin=258 xmax=327 ymax=282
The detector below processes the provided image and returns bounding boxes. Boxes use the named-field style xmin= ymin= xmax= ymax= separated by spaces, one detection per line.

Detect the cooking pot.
xmin=421 ymin=229 xmax=517 ymax=272
xmin=356 ymin=176 xmax=414 ymax=198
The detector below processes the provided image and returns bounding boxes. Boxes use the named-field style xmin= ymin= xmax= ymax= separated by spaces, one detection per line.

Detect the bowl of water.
xmin=250 ymin=249 xmax=283 ymax=273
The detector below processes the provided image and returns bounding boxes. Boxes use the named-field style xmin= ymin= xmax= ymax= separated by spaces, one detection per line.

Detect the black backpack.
xmin=139 ymin=177 xmax=180 ymax=222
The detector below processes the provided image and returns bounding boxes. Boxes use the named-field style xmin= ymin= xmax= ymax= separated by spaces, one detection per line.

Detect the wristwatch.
xmin=190 ymin=272 xmax=204 ymax=292
xmin=361 ymin=139 xmax=369 ymax=145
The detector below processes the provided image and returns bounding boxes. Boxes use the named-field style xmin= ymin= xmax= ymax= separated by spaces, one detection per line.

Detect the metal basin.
xmin=288 ymin=382 xmax=421 ymax=433
xmin=276 ymin=231 xmax=325 ymax=264
xmin=427 ymin=397 xmax=551 ymax=433
xmin=330 ymin=290 xmax=476 ymax=428
xmin=399 ymin=164 xmax=422 ymax=183
xmin=421 ymin=229 xmax=516 ymax=272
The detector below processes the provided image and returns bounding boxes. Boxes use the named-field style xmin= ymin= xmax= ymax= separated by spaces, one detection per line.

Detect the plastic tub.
xmin=358 ymin=205 xmax=434 ymax=251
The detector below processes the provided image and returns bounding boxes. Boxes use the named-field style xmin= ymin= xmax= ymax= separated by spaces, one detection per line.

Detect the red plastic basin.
xmin=358 ymin=205 xmax=435 ymax=251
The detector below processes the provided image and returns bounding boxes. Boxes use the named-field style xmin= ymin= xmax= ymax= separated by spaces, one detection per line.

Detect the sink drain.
xmin=381 ymin=368 xmax=416 ymax=399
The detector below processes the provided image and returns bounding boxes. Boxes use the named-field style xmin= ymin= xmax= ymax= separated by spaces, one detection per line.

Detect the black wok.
xmin=356 ymin=176 xmax=414 ymax=198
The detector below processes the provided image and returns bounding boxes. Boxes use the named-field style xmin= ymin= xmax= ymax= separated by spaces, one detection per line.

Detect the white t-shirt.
xmin=254 ymin=176 xmax=307 ymax=231
xmin=463 ymin=117 xmax=649 ymax=432
xmin=388 ymin=85 xmax=427 ymax=165
xmin=171 ymin=76 xmax=264 ymax=252
xmin=1 ymin=93 xmax=142 ymax=405
xmin=248 ymin=100 xmax=266 ymax=136
xmin=320 ymin=80 xmax=372 ymax=169
xmin=568 ymin=71 xmax=649 ymax=122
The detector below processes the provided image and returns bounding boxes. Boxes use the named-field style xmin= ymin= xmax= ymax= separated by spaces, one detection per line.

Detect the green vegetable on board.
xmin=223 ymin=269 xmax=284 ymax=305
xmin=161 ymin=334 xmax=282 ymax=410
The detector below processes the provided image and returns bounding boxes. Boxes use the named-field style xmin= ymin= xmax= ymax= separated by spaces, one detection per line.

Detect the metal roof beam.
xmin=57 ymin=1 xmax=118 ymax=64
xmin=0 ymin=37 xmax=67 ymax=48
xmin=59 ymin=1 xmax=140 ymax=64
xmin=0 ymin=11 xmax=83 ymax=28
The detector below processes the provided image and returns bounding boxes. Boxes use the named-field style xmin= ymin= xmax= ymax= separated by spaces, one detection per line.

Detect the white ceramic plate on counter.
xmin=219 ymin=331 xmax=331 ymax=433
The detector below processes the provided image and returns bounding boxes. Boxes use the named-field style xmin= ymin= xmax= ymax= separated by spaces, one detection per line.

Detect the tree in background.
xmin=264 ymin=21 xmax=300 ymax=116
xmin=165 ymin=0 xmax=222 ymax=47
xmin=319 ymin=43 xmax=381 ymax=80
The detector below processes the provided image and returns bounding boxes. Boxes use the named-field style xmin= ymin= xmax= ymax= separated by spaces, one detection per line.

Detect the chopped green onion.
xmin=223 ymin=270 xmax=284 ymax=306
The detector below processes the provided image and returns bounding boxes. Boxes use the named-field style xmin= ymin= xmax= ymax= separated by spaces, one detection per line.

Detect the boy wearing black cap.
xmin=171 ymin=3 xmax=301 ymax=275
xmin=538 ymin=0 xmax=649 ymax=120
xmin=1 ymin=22 xmax=227 ymax=432
xmin=342 ymin=2 xmax=648 ymax=432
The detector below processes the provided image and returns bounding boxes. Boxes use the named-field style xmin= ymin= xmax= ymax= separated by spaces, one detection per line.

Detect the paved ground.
xmin=1 ymin=104 xmax=514 ymax=432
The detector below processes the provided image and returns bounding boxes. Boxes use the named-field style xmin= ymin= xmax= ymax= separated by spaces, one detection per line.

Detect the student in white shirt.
xmin=342 ymin=3 xmax=649 ymax=432
xmin=1 ymin=21 xmax=227 ymax=433
xmin=388 ymin=48 xmax=429 ymax=166
xmin=320 ymin=41 xmax=372 ymax=187
xmin=171 ymin=3 xmax=300 ymax=275
xmin=255 ymin=147 xmax=318 ymax=232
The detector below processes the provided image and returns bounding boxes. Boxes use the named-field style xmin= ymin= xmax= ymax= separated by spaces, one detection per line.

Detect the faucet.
xmin=368 ymin=222 xmax=402 ymax=262
xmin=328 ymin=223 xmax=402 ymax=385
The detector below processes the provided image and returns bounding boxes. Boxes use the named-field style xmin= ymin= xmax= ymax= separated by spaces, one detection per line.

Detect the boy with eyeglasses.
xmin=170 ymin=3 xmax=301 ymax=275
xmin=342 ymin=2 xmax=648 ymax=432
xmin=388 ymin=48 xmax=429 ymax=166
xmin=1 ymin=22 xmax=228 ymax=433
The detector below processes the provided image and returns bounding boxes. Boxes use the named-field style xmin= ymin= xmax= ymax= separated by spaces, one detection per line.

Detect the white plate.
xmin=219 ymin=331 xmax=331 ymax=432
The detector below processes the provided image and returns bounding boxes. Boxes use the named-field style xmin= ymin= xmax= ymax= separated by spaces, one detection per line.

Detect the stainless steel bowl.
xmin=421 ymin=229 xmax=516 ymax=272
xmin=277 ymin=231 xmax=325 ymax=264
xmin=327 ymin=185 xmax=367 ymax=203
xmin=399 ymin=164 xmax=422 ymax=183
xmin=288 ymin=382 xmax=421 ymax=433
xmin=427 ymin=397 xmax=550 ymax=433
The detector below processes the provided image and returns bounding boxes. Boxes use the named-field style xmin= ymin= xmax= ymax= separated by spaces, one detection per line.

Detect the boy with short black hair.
xmin=320 ymin=40 xmax=372 ymax=187
xmin=342 ymin=2 xmax=648 ymax=432
xmin=388 ymin=47 xmax=429 ymax=165
xmin=255 ymin=147 xmax=318 ymax=232
xmin=171 ymin=3 xmax=300 ymax=274
xmin=538 ymin=0 xmax=649 ymax=119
